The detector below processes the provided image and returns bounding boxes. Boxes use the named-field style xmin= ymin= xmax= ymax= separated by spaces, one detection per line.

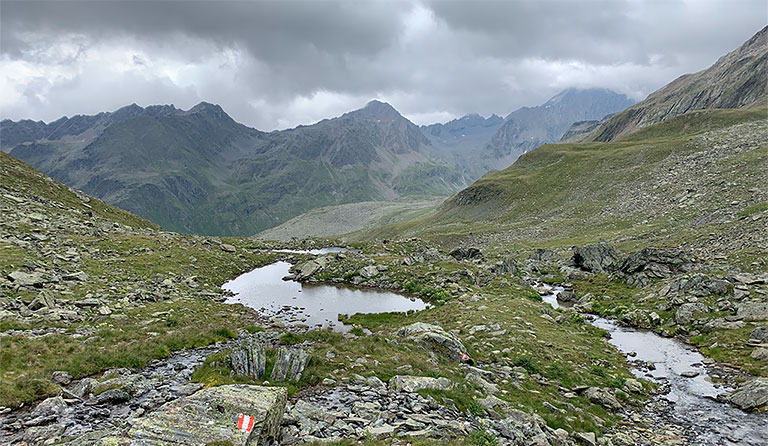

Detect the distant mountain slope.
xmin=585 ymin=25 xmax=767 ymax=142
xmin=4 ymin=101 xmax=464 ymax=236
xmin=355 ymin=108 xmax=768 ymax=269
xmin=482 ymin=88 xmax=634 ymax=169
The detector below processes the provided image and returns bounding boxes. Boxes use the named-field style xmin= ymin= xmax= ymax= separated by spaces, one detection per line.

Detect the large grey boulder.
xmin=129 ymin=385 xmax=286 ymax=445
xmin=8 ymin=271 xmax=47 ymax=287
xmin=727 ymin=378 xmax=768 ymax=410
xmin=620 ymin=247 xmax=693 ymax=286
xmin=572 ymin=244 xmax=621 ymax=273
xmin=675 ymin=302 xmax=709 ymax=325
xmin=389 ymin=375 xmax=453 ymax=393
xmin=449 ymin=247 xmax=483 ymax=261
xmin=230 ymin=342 xmax=267 ymax=379
xmin=736 ymin=302 xmax=768 ymax=321
xmin=396 ymin=322 xmax=468 ymax=362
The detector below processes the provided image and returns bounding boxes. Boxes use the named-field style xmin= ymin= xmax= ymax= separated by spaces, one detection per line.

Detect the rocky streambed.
xmin=540 ymin=284 xmax=768 ymax=445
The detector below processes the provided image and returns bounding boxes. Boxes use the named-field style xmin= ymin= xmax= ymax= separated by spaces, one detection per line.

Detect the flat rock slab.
xmin=129 ymin=384 xmax=286 ymax=445
xmin=728 ymin=378 xmax=768 ymax=410
xmin=389 ymin=375 xmax=453 ymax=393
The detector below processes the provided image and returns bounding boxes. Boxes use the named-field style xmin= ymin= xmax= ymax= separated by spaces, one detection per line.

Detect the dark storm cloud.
xmin=1 ymin=0 xmax=766 ymax=130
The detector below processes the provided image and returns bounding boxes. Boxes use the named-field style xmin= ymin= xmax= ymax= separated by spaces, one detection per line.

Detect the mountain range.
xmin=2 ymin=89 xmax=633 ymax=236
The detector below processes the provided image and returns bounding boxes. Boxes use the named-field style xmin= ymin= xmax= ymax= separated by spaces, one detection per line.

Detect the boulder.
xmin=8 ymin=271 xmax=47 ymax=287
xmin=674 ymin=302 xmax=709 ymax=325
xmin=583 ymin=387 xmax=623 ymax=411
xmin=230 ymin=342 xmax=267 ymax=380
xmin=529 ymin=249 xmax=559 ymax=263
xmin=270 ymin=347 xmax=310 ymax=382
xmin=51 ymin=371 xmax=73 ymax=386
xmin=396 ymin=322 xmax=468 ymax=362
xmin=727 ymin=378 xmax=768 ymax=410
xmin=221 ymin=244 xmax=237 ymax=253
xmin=359 ymin=265 xmax=380 ymax=279
xmin=488 ymin=408 xmax=565 ymax=446
xmin=750 ymin=326 xmax=768 ymax=343
xmin=736 ymin=302 xmax=768 ymax=321
xmin=449 ymin=247 xmax=483 ymax=261
xmin=490 ymin=258 xmax=518 ymax=275
xmin=389 ymin=375 xmax=452 ymax=393
xmin=572 ymin=244 xmax=621 ymax=273
xmin=129 ymin=385 xmax=286 ymax=445
xmin=620 ymin=248 xmax=693 ymax=286
xmin=29 ymin=396 xmax=67 ymax=420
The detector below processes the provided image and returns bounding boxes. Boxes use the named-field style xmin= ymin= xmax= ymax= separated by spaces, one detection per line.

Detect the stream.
xmin=539 ymin=283 xmax=768 ymax=445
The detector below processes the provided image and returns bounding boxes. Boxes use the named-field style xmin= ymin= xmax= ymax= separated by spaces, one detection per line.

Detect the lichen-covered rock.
xmin=230 ymin=341 xmax=267 ymax=379
xmin=727 ymin=378 xmax=768 ymax=410
xmin=582 ymin=387 xmax=623 ymax=411
xmin=396 ymin=322 xmax=467 ymax=362
xmin=129 ymin=384 xmax=287 ymax=445
xmin=736 ymin=302 xmax=768 ymax=321
xmin=270 ymin=347 xmax=310 ymax=382
xmin=389 ymin=375 xmax=453 ymax=393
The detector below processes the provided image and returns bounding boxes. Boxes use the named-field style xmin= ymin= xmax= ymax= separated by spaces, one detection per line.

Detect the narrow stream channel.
xmin=539 ymin=283 xmax=768 ymax=445
xmin=223 ymin=249 xmax=426 ymax=332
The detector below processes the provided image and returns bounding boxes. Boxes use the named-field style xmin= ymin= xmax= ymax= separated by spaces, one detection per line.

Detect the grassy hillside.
xmin=353 ymin=107 xmax=768 ymax=267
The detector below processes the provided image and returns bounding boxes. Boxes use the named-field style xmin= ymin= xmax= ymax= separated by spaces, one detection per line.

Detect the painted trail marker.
xmin=237 ymin=413 xmax=255 ymax=433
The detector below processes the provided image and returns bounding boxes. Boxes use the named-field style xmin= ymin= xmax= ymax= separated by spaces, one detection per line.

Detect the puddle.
xmin=223 ymin=261 xmax=426 ymax=332
xmin=271 ymin=247 xmax=360 ymax=255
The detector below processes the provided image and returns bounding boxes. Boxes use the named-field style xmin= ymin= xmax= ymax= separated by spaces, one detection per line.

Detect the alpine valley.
xmin=0 ymin=10 xmax=766 ymax=446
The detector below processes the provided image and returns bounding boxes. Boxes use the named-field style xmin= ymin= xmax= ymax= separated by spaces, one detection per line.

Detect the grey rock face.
xmin=675 ymin=302 xmax=709 ymax=325
xmin=727 ymin=378 xmax=768 ymax=410
xmin=396 ymin=322 xmax=468 ymax=362
xmin=620 ymin=247 xmax=693 ymax=286
xmin=129 ymin=384 xmax=287 ymax=445
xmin=231 ymin=342 xmax=267 ymax=380
xmin=572 ymin=243 xmax=621 ymax=273
xmin=270 ymin=347 xmax=310 ymax=382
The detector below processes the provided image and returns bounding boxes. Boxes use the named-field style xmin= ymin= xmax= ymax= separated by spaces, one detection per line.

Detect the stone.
xmin=489 ymin=409 xmax=554 ymax=445
xmin=230 ymin=341 xmax=267 ymax=380
xmin=8 ymin=271 xmax=47 ymax=287
xmin=575 ymin=431 xmax=597 ymax=446
xmin=583 ymin=387 xmax=623 ymax=411
xmin=52 ymin=371 xmax=73 ymax=386
xmin=620 ymin=247 xmax=693 ymax=286
xmin=221 ymin=244 xmax=237 ymax=253
xmin=129 ymin=385 xmax=286 ymax=445
xmin=30 ymin=396 xmax=67 ymax=420
xmin=572 ymin=243 xmax=621 ymax=273
xmin=359 ymin=265 xmax=379 ymax=279
xmin=270 ymin=347 xmax=310 ymax=382
xmin=389 ymin=375 xmax=453 ymax=393
xmin=70 ymin=378 xmax=98 ymax=398
xmin=751 ymin=326 xmax=768 ymax=342
xmin=736 ymin=302 xmax=768 ymax=321
xmin=367 ymin=424 xmax=395 ymax=439
xmin=64 ymin=271 xmax=89 ymax=282
xmin=727 ymin=378 xmax=768 ymax=410
xmin=490 ymin=257 xmax=517 ymax=275
xmin=675 ymin=302 xmax=709 ymax=325
xmin=750 ymin=348 xmax=768 ymax=361
xmin=623 ymin=378 xmax=643 ymax=394
xmin=396 ymin=322 xmax=468 ymax=362
xmin=95 ymin=389 xmax=130 ymax=404
xmin=449 ymin=247 xmax=483 ymax=261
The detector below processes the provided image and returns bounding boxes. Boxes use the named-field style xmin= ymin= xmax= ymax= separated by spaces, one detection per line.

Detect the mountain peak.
xmin=354 ymin=100 xmax=403 ymax=121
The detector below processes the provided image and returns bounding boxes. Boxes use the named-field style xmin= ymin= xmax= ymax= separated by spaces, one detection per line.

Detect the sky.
xmin=1 ymin=0 xmax=765 ymax=130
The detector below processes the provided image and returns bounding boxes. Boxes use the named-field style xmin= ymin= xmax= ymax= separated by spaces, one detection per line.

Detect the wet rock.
xmin=572 ymin=243 xmax=621 ymax=273
xmin=389 ymin=375 xmax=453 ymax=393
xmin=736 ymin=302 xmax=768 ymax=321
xmin=230 ymin=341 xmax=267 ymax=379
xmin=449 ymin=247 xmax=483 ymax=261
xmin=270 ymin=347 xmax=310 ymax=382
xmin=583 ymin=387 xmax=623 ymax=411
xmin=95 ymin=388 xmax=130 ymax=405
xmin=675 ymin=302 xmax=709 ymax=325
xmin=129 ymin=384 xmax=286 ymax=445
xmin=396 ymin=322 xmax=468 ymax=362
xmin=727 ymin=378 xmax=768 ymax=410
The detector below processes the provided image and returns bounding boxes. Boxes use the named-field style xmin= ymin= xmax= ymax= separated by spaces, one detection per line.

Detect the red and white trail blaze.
xmin=237 ymin=413 xmax=255 ymax=433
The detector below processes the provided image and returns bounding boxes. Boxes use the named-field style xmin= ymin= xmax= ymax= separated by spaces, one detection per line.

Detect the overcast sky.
xmin=1 ymin=0 xmax=765 ymax=130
